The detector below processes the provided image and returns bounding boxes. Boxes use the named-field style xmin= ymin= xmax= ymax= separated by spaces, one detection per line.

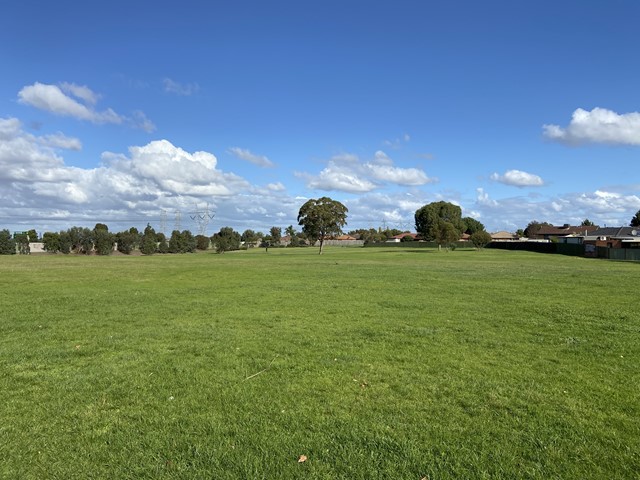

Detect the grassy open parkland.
xmin=1 ymin=246 xmax=638 ymax=479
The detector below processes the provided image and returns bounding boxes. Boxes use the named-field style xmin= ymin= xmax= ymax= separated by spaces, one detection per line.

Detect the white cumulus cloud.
xmin=299 ymin=151 xmax=434 ymax=193
xmin=490 ymin=169 xmax=544 ymax=187
xmin=0 ymin=118 xmax=258 ymax=231
xmin=543 ymin=107 xmax=640 ymax=146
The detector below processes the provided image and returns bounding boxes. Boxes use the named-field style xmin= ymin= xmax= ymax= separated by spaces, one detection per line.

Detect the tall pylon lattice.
xmin=160 ymin=210 xmax=167 ymax=237
xmin=189 ymin=203 xmax=215 ymax=236
xmin=174 ymin=210 xmax=182 ymax=232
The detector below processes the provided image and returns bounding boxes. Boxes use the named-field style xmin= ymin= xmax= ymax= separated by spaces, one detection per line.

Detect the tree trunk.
xmin=319 ymin=236 xmax=324 ymax=254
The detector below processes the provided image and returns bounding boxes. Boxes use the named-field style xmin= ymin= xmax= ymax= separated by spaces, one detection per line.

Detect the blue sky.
xmin=1 ymin=1 xmax=639 ymax=236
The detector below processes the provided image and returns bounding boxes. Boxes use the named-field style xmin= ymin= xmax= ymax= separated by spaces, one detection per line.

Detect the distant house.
xmin=280 ymin=235 xmax=292 ymax=246
xmin=386 ymin=232 xmax=419 ymax=243
xmin=491 ymin=231 xmax=517 ymax=241
xmin=334 ymin=234 xmax=357 ymax=241
xmin=530 ymin=224 xmax=599 ymax=241
xmin=583 ymin=227 xmax=640 ymax=250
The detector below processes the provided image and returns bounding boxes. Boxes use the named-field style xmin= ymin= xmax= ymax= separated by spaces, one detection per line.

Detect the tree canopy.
xmin=470 ymin=230 xmax=492 ymax=249
xmin=0 ymin=229 xmax=17 ymax=255
xmin=523 ymin=221 xmax=551 ymax=238
xmin=211 ymin=227 xmax=241 ymax=253
xmin=462 ymin=217 xmax=485 ymax=235
xmin=414 ymin=201 xmax=464 ymax=245
xmin=297 ymin=197 xmax=348 ymax=254
xmin=631 ymin=210 xmax=640 ymax=227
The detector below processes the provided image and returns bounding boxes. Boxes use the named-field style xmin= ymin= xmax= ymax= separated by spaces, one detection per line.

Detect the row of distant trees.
xmin=0 ymin=223 xmax=312 ymax=256
xmin=3 ymin=201 xmax=638 ymax=255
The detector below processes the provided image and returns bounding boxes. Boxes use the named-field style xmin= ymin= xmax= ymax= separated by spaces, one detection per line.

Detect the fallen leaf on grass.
xmin=298 ymin=455 xmax=307 ymax=463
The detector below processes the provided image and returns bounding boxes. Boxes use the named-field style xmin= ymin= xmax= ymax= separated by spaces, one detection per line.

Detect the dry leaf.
xmin=298 ymin=455 xmax=307 ymax=463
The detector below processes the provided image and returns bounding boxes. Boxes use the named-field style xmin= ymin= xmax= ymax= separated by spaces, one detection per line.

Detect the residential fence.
xmin=364 ymin=241 xmax=471 ymax=249
xmin=596 ymin=246 xmax=640 ymax=261
xmin=318 ymin=240 xmax=365 ymax=247
xmin=489 ymin=241 xmax=640 ymax=262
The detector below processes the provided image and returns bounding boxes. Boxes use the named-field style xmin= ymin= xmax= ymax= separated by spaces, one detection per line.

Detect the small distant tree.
xmin=117 ymin=230 xmax=139 ymax=254
xmin=140 ymin=224 xmax=158 ymax=255
xmin=401 ymin=233 xmax=414 ymax=242
xmin=434 ymin=221 xmax=460 ymax=251
xmin=581 ymin=219 xmax=595 ymax=227
xmin=195 ymin=234 xmax=210 ymax=251
xmin=631 ymin=210 xmax=640 ymax=227
xmin=58 ymin=231 xmax=72 ymax=254
xmin=0 ymin=229 xmax=16 ymax=255
xmin=42 ymin=232 xmax=61 ymax=253
xmin=269 ymin=226 xmax=282 ymax=246
xmin=169 ymin=230 xmax=182 ymax=253
xmin=27 ymin=229 xmax=39 ymax=242
xmin=65 ymin=226 xmax=93 ymax=254
xmin=523 ymin=221 xmax=551 ymax=238
xmin=349 ymin=228 xmax=386 ymax=244
xmin=470 ymin=231 xmax=492 ymax=250
xmin=157 ymin=236 xmax=169 ymax=254
xmin=15 ymin=233 xmax=30 ymax=255
xmin=241 ymin=229 xmax=259 ymax=247
xmin=297 ymin=197 xmax=348 ymax=254
xmin=93 ymin=226 xmax=114 ymax=255
xmin=211 ymin=227 xmax=241 ymax=253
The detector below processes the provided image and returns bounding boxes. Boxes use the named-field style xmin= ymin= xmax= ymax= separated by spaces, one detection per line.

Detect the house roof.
xmin=589 ymin=227 xmax=640 ymax=239
xmin=335 ymin=234 xmax=357 ymax=240
xmin=491 ymin=230 xmax=516 ymax=239
xmin=535 ymin=225 xmax=599 ymax=237
xmin=390 ymin=232 xmax=418 ymax=239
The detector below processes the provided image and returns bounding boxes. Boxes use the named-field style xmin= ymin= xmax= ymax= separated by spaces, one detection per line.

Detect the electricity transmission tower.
xmin=174 ymin=210 xmax=182 ymax=231
xmin=160 ymin=210 xmax=167 ymax=236
xmin=189 ymin=203 xmax=215 ymax=236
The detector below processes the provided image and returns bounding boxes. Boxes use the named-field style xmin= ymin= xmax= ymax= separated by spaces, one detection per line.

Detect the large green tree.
xmin=631 ymin=210 xmax=640 ymax=227
xmin=297 ymin=197 xmax=348 ymax=254
xmin=414 ymin=201 xmax=464 ymax=245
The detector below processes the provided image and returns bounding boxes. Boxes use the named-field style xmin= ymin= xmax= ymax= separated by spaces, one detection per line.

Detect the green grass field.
xmin=1 ymin=247 xmax=638 ymax=479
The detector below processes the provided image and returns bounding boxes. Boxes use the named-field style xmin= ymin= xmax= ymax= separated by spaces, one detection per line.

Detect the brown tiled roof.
xmin=535 ymin=225 xmax=599 ymax=236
